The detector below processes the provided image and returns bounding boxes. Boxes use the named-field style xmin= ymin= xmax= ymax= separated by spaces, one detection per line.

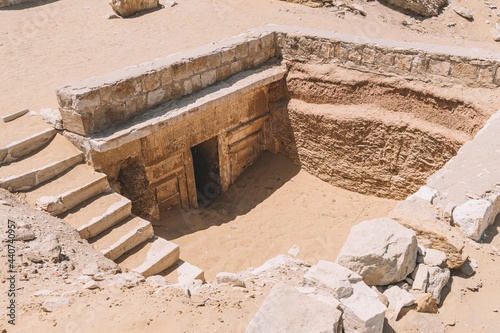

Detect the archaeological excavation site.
xmin=2 ymin=0 xmax=500 ymax=331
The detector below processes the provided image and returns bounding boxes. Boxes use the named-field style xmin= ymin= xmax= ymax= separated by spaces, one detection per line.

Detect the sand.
xmin=1 ymin=0 xmax=498 ymax=116
xmin=155 ymin=152 xmax=398 ymax=280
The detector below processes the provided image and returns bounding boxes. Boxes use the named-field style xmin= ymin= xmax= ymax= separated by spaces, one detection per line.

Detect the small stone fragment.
xmin=216 ymin=272 xmax=246 ymax=288
xmin=83 ymin=281 xmax=100 ymax=290
xmin=41 ymin=297 xmax=69 ymax=312
xmin=14 ymin=228 xmax=36 ymax=241
xmin=454 ymin=6 xmax=474 ymax=19
xmin=415 ymin=293 xmax=439 ymax=313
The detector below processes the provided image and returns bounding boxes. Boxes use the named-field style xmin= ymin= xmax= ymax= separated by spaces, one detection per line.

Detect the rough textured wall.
xmin=280 ymin=99 xmax=466 ymax=199
xmin=57 ymin=30 xmax=276 ymax=136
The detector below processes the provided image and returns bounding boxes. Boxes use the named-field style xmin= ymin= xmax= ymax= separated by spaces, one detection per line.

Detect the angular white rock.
xmin=407 ymin=186 xmax=438 ymax=204
xmin=453 ymin=194 xmax=500 ymax=241
xmin=454 ymin=6 xmax=474 ymax=19
xmin=383 ymin=285 xmax=416 ymax=319
xmin=417 ymin=248 xmax=447 ymax=267
xmin=411 ymin=264 xmax=429 ymax=291
xmin=303 ymin=260 xmax=361 ymax=298
xmin=340 ymin=280 xmax=387 ymax=333
xmin=337 ymin=218 xmax=418 ymax=285
xmin=426 ymin=266 xmax=450 ymax=304
xmin=245 ymin=283 xmax=342 ymax=333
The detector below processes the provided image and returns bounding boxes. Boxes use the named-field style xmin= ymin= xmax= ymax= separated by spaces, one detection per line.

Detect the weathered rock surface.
xmin=389 ymin=199 xmax=467 ymax=269
xmin=14 ymin=228 xmax=36 ymax=241
xmin=383 ymin=285 xmax=416 ymax=319
xmin=383 ymin=0 xmax=448 ymax=17
xmin=417 ymin=248 xmax=447 ymax=267
xmin=109 ymin=0 xmax=159 ymax=18
xmin=303 ymin=260 xmax=362 ymax=298
xmin=245 ymin=283 xmax=342 ymax=333
xmin=453 ymin=194 xmax=500 ymax=241
xmin=454 ymin=6 xmax=474 ymax=20
xmin=411 ymin=264 xmax=450 ymax=303
xmin=303 ymin=261 xmax=386 ymax=333
xmin=41 ymin=297 xmax=70 ymax=312
xmin=216 ymin=272 xmax=246 ymax=288
xmin=414 ymin=293 xmax=439 ymax=313
xmin=337 ymin=218 xmax=418 ymax=286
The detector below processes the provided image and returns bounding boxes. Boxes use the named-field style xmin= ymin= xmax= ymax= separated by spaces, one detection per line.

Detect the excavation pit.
xmin=55 ymin=26 xmax=500 ymax=281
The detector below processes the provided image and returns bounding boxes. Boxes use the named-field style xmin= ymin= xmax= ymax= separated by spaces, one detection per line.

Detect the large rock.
xmin=382 ymin=0 xmax=448 ymax=17
xmin=411 ymin=264 xmax=449 ymax=303
xmin=453 ymin=194 xmax=500 ymax=241
xmin=383 ymin=285 xmax=416 ymax=319
xmin=389 ymin=199 xmax=467 ymax=269
xmin=109 ymin=0 xmax=159 ymax=18
xmin=336 ymin=218 xmax=418 ymax=286
xmin=303 ymin=261 xmax=387 ymax=333
xmin=245 ymin=283 xmax=342 ymax=333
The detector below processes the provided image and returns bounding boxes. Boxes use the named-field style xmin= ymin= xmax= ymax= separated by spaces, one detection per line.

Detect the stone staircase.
xmin=0 ymin=111 xmax=181 ymax=278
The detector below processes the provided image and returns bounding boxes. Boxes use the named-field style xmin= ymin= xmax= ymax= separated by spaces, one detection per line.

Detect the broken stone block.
xmin=336 ymin=218 xmax=418 ymax=286
xmin=454 ymin=6 xmax=474 ymax=20
xmin=303 ymin=261 xmax=386 ymax=333
xmin=389 ymin=199 xmax=467 ymax=269
xmin=407 ymin=186 xmax=438 ymax=204
xmin=340 ymin=280 xmax=387 ymax=333
xmin=417 ymin=248 xmax=447 ymax=267
xmin=303 ymin=260 xmax=362 ymax=298
xmin=109 ymin=0 xmax=159 ymax=18
xmin=41 ymin=297 xmax=70 ymax=312
xmin=411 ymin=264 xmax=429 ymax=292
xmin=177 ymin=261 xmax=205 ymax=285
xmin=14 ymin=228 xmax=36 ymax=241
xmin=216 ymin=272 xmax=245 ymax=288
xmin=414 ymin=293 xmax=438 ymax=313
xmin=383 ymin=285 xmax=416 ymax=319
xmin=245 ymin=283 xmax=342 ymax=333
xmin=453 ymin=194 xmax=500 ymax=241
xmin=425 ymin=266 xmax=450 ymax=304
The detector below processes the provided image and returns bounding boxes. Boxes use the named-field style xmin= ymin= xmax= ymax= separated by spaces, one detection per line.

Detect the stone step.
xmin=162 ymin=259 xmax=205 ymax=285
xmin=0 ymin=112 xmax=56 ymax=165
xmin=88 ymin=215 xmax=154 ymax=260
xmin=22 ymin=163 xmax=109 ymax=215
xmin=115 ymin=236 xmax=180 ymax=278
xmin=60 ymin=192 xmax=132 ymax=239
xmin=0 ymin=134 xmax=84 ymax=191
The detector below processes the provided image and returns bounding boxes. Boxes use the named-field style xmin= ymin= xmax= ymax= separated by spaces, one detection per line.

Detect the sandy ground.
xmin=1 ymin=0 xmax=499 ymax=116
xmin=156 ymin=152 xmax=398 ymax=280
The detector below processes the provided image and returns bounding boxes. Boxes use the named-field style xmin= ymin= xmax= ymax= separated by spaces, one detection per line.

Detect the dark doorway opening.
xmin=191 ymin=137 xmax=221 ymax=207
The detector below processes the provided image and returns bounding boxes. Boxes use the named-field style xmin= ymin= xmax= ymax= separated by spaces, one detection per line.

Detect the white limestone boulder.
xmin=453 ymin=194 xmax=500 ymax=241
xmin=417 ymin=248 xmax=447 ymax=267
xmin=303 ymin=261 xmax=386 ymax=333
xmin=245 ymin=283 xmax=342 ymax=333
xmin=383 ymin=285 xmax=416 ymax=319
xmin=337 ymin=218 xmax=418 ymax=286
xmin=303 ymin=260 xmax=362 ymax=298
xmin=411 ymin=264 xmax=450 ymax=304
xmin=109 ymin=0 xmax=159 ymax=18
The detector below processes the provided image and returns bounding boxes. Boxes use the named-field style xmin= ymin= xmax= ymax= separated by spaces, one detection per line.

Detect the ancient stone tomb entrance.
xmin=191 ymin=136 xmax=221 ymax=207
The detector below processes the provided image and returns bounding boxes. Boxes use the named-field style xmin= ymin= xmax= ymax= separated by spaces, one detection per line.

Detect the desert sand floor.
xmin=1 ymin=0 xmax=498 ymax=116
xmin=155 ymin=152 xmax=398 ymax=280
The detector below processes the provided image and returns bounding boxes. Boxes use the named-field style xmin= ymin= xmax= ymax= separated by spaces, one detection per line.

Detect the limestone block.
xmin=450 ymin=63 xmax=479 ymax=80
xmin=428 ymin=59 xmax=451 ymax=76
xmin=389 ymin=199 xmax=466 ymax=269
xmin=411 ymin=264 xmax=429 ymax=291
xmin=407 ymin=186 xmax=438 ymax=204
xmin=245 ymin=283 xmax=342 ymax=333
xmin=340 ymin=280 xmax=387 ymax=333
xmin=426 ymin=266 xmax=450 ymax=303
xmin=478 ymin=68 xmax=494 ymax=84
xmin=200 ymin=69 xmax=217 ymax=88
xmin=221 ymin=48 xmax=236 ymax=63
xmin=417 ymin=248 xmax=447 ymax=267
xmin=110 ymin=0 xmax=160 ymax=18
xmin=235 ymin=43 xmax=250 ymax=59
xmin=363 ymin=48 xmax=376 ymax=64
xmin=303 ymin=260 xmax=362 ymax=298
xmin=453 ymin=194 xmax=500 ymax=241
xmin=394 ymin=54 xmax=414 ymax=71
xmin=383 ymin=285 xmax=416 ymax=319
xmin=336 ymin=218 xmax=418 ymax=286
